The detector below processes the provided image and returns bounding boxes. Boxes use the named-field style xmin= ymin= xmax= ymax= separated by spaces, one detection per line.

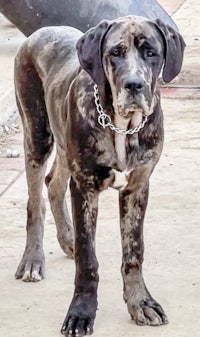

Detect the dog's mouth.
xmin=116 ymin=93 xmax=155 ymax=118
xmin=117 ymin=103 xmax=150 ymax=119
xmin=118 ymin=103 xmax=144 ymax=118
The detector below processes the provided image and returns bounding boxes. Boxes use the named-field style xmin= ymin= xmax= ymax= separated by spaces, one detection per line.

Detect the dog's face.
xmin=101 ymin=17 xmax=165 ymax=117
xmin=77 ymin=15 xmax=185 ymax=117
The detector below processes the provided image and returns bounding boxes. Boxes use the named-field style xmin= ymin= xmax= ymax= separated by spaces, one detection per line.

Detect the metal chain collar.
xmin=93 ymin=84 xmax=148 ymax=135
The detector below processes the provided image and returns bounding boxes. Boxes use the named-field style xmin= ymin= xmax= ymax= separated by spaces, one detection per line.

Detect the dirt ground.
xmin=0 ymin=0 xmax=200 ymax=336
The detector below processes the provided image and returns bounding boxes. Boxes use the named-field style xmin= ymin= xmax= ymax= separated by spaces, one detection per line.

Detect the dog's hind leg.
xmin=14 ymin=53 xmax=53 ymax=281
xmin=45 ymin=152 xmax=74 ymax=258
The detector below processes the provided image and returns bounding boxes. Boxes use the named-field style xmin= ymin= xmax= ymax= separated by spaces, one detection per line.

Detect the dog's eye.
xmin=145 ymin=50 xmax=157 ymax=58
xmin=110 ymin=46 xmax=125 ymax=58
xmin=111 ymin=48 xmax=121 ymax=57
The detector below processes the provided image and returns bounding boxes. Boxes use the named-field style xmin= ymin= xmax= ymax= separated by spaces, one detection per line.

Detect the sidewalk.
xmin=1 ymin=1 xmax=200 ymax=337
xmin=0 ymin=15 xmax=25 ymax=132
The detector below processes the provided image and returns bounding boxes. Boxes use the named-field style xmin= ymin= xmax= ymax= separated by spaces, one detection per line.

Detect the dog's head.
xmin=77 ymin=15 xmax=185 ymax=118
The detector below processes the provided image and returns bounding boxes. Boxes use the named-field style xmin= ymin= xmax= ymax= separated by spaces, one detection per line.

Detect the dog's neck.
xmin=114 ymin=112 xmax=141 ymax=171
xmin=114 ymin=115 xmax=128 ymax=170
xmin=114 ymin=110 xmax=143 ymax=130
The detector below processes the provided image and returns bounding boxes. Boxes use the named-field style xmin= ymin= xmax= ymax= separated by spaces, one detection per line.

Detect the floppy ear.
xmin=155 ymin=19 xmax=186 ymax=83
xmin=76 ymin=20 xmax=111 ymax=84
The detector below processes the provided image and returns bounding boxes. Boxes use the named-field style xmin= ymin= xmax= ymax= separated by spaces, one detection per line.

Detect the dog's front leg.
xmin=119 ymin=183 xmax=168 ymax=326
xmin=61 ymin=177 xmax=99 ymax=337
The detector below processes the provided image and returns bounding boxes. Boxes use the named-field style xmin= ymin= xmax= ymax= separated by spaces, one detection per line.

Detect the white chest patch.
xmin=111 ymin=168 xmax=132 ymax=190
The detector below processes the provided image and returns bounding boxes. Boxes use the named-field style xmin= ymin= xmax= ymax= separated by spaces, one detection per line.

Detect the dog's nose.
xmin=124 ymin=77 xmax=144 ymax=95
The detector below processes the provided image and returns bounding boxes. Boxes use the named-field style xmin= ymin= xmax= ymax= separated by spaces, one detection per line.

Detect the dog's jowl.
xmin=14 ymin=15 xmax=185 ymax=336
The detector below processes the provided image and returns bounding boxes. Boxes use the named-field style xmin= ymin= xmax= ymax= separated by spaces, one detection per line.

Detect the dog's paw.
xmin=15 ymin=247 xmax=45 ymax=282
xmin=61 ymin=316 xmax=94 ymax=337
xmin=57 ymin=233 xmax=74 ymax=259
xmin=61 ymin=294 xmax=97 ymax=336
xmin=127 ymin=297 xmax=168 ymax=326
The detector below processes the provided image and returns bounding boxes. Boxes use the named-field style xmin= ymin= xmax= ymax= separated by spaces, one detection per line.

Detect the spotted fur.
xmin=14 ymin=16 xmax=185 ymax=336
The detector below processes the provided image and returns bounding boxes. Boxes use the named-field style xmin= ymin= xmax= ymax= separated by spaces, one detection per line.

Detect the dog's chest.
xmin=112 ymin=132 xmax=138 ymax=190
xmin=114 ymin=133 xmax=127 ymax=170
xmin=113 ymin=114 xmax=141 ymax=170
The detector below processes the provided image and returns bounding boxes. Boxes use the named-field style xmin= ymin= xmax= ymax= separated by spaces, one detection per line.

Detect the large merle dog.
xmin=14 ymin=15 xmax=185 ymax=336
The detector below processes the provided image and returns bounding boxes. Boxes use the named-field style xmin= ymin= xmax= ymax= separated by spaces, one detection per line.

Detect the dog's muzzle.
xmin=124 ymin=77 xmax=145 ymax=96
xmin=121 ymin=76 xmax=154 ymax=117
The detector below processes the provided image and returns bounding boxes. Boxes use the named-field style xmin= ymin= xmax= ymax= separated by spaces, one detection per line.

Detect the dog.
xmin=14 ymin=15 xmax=185 ymax=336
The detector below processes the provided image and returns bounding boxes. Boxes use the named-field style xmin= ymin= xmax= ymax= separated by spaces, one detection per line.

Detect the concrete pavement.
xmin=1 ymin=1 xmax=200 ymax=337
xmin=0 ymin=15 xmax=25 ymax=132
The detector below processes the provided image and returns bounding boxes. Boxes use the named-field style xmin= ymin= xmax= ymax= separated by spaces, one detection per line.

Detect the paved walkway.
xmin=158 ymin=0 xmax=185 ymax=14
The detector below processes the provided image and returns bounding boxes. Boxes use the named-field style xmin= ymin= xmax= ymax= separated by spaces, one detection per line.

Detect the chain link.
xmin=94 ymin=84 xmax=148 ymax=135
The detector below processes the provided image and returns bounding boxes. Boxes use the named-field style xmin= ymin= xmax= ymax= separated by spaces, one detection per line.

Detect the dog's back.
xmin=15 ymin=25 xmax=82 ymax=83
xmin=15 ymin=26 xmax=83 ymax=148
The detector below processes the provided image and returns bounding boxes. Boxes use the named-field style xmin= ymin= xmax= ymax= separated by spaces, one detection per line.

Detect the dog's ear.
xmin=76 ymin=20 xmax=111 ymax=84
xmin=155 ymin=19 xmax=186 ymax=83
